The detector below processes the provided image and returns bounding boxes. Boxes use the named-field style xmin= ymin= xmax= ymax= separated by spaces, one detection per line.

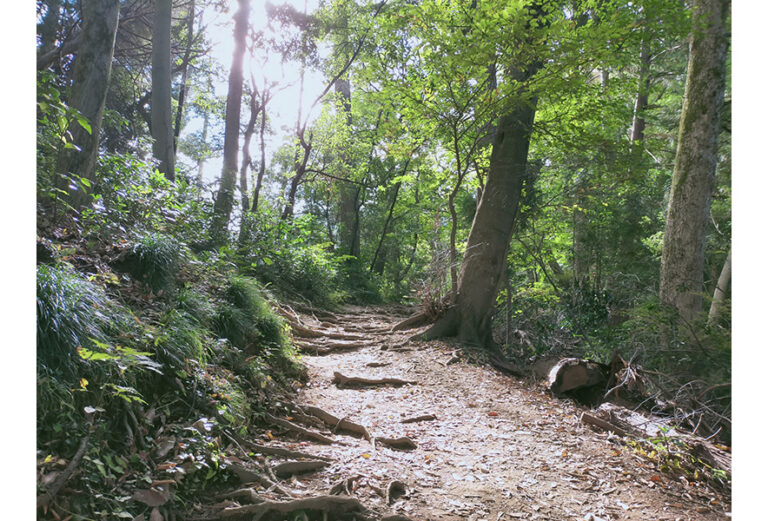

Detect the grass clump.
xmin=213 ymin=276 xmax=302 ymax=379
xmin=153 ymin=310 xmax=207 ymax=374
xmin=37 ymin=263 xmax=129 ymax=378
xmin=127 ymin=232 xmax=183 ymax=291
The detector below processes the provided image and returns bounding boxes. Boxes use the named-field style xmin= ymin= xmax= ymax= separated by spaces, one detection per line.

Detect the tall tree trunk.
xmin=151 ymin=0 xmax=175 ymax=180
xmin=422 ymin=63 xmax=540 ymax=346
xmin=210 ymin=0 xmax=250 ymax=244
xmin=707 ymin=248 xmax=731 ymax=326
xmin=173 ymin=0 xmax=196 ymax=152
xmin=336 ymin=76 xmax=360 ymax=257
xmin=55 ymin=0 xmax=120 ymax=210
xmin=659 ymin=0 xmax=729 ymax=323
xmin=237 ymin=82 xmax=260 ymax=244
xmin=251 ymin=98 xmax=268 ymax=211
xmin=370 ymin=181 xmax=402 ymax=274
xmin=197 ymin=102 xmax=209 ymax=189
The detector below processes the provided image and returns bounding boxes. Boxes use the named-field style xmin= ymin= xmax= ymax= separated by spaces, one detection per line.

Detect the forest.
xmin=34 ymin=0 xmax=734 ymax=519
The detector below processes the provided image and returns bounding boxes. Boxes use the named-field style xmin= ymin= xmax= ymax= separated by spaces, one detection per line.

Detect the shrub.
xmin=176 ymin=288 xmax=216 ymax=327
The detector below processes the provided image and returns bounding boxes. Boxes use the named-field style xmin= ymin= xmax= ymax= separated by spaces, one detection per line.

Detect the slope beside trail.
xmin=234 ymin=305 xmax=729 ymax=520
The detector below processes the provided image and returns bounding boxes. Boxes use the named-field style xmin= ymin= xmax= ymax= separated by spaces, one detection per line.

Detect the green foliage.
xmin=154 ymin=310 xmax=207 ymax=373
xmin=126 ymin=232 xmax=184 ymax=292
xmin=81 ymin=156 xmax=211 ymax=243
xmin=239 ymin=209 xmax=345 ymax=305
xmin=37 ymin=263 xmax=129 ymax=378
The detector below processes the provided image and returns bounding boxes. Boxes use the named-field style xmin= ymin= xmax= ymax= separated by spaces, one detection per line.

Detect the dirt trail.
xmin=245 ymin=306 xmax=730 ymax=520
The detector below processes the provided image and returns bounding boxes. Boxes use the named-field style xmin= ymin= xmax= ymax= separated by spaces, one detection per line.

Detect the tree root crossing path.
xmin=215 ymin=305 xmax=729 ymax=521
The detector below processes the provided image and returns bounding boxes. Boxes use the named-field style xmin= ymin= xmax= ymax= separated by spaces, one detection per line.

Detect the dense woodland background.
xmin=17 ymin=0 xmax=760 ymax=517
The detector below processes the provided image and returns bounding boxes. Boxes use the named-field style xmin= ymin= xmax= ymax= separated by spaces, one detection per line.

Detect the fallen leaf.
xmin=362 ymin=453 xmax=371 ymax=459
xmin=132 ymin=488 xmax=169 ymax=507
xmin=488 ymin=411 xmax=499 ymax=417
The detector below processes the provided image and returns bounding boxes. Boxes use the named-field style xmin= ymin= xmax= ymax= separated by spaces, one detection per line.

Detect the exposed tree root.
xmin=385 ymin=480 xmax=408 ymax=504
xmin=332 ymin=372 xmax=417 ymax=388
xmin=366 ymin=361 xmax=391 ymax=368
xmin=265 ymin=413 xmax=334 ymax=444
xmin=391 ymin=312 xmax=431 ymax=332
xmin=297 ymin=340 xmax=368 ymax=355
xmin=227 ymin=432 xmax=333 ymax=462
xmin=375 ymin=436 xmax=417 ymax=450
xmin=220 ymin=495 xmax=364 ymax=520
xmin=489 ymin=354 xmax=525 ymax=377
xmin=222 ymin=487 xmax=264 ymax=504
xmin=288 ymin=322 xmax=326 ymax=339
xmin=286 ymin=302 xmax=341 ymax=322
xmin=381 ymin=515 xmax=414 ymax=521
xmin=271 ymin=460 xmax=329 ymax=478
xmin=401 ymin=414 xmax=436 ymax=424
xmin=329 ymin=475 xmax=362 ymax=496
xmin=299 ymin=404 xmax=373 ymax=442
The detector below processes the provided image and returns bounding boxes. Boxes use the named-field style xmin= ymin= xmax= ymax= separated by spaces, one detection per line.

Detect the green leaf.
xmin=75 ymin=113 xmax=92 ymax=134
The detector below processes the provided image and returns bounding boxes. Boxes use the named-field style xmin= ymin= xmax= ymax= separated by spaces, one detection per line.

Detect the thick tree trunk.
xmin=55 ymin=0 xmax=120 ymax=210
xmin=336 ymin=77 xmax=360 ymax=258
xmin=659 ymin=0 xmax=729 ymax=323
xmin=707 ymin=248 xmax=731 ymax=326
xmin=423 ymin=66 xmax=539 ymax=346
xmin=151 ymin=0 xmax=175 ymax=180
xmin=210 ymin=0 xmax=249 ymax=244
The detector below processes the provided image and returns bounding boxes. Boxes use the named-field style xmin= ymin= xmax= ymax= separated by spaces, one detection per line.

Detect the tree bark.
xmin=54 ymin=0 xmax=120 ymax=210
xmin=151 ymin=0 xmax=175 ymax=180
xmin=210 ymin=0 xmax=250 ymax=244
xmin=707 ymin=247 xmax=731 ymax=326
xmin=422 ymin=63 xmax=540 ymax=346
xmin=659 ymin=0 xmax=729 ymax=323
xmin=173 ymin=0 xmax=197 ymax=152
xmin=251 ymin=95 xmax=268 ymax=212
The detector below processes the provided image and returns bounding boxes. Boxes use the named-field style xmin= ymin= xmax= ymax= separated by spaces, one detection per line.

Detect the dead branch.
xmin=265 ymin=413 xmax=334 ymax=444
xmin=401 ymin=414 xmax=436 ymax=424
xmin=37 ymin=434 xmax=90 ymax=510
xmin=332 ymin=372 xmax=417 ymax=388
xmin=366 ymin=361 xmax=391 ymax=368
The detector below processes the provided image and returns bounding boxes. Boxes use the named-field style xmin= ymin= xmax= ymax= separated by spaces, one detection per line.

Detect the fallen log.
xmin=548 ymin=358 xmax=608 ymax=395
xmin=332 ymin=371 xmax=417 ymax=388
xmin=220 ymin=495 xmax=364 ymax=519
xmin=489 ymin=354 xmax=525 ymax=377
xmin=375 ymin=436 xmax=417 ymax=450
xmin=271 ymin=460 xmax=329 ymax=478
xmin=401 ymin=414 xmax=436 ymax=424
xmin=299 ymin=404 xmax=372 ymax=442
xmin=265 ymin=413 xmax=334 ymax=444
